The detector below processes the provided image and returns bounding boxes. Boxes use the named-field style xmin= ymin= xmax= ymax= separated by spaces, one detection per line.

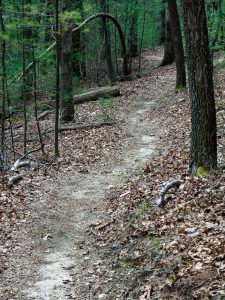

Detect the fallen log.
xmin=73 ymin=86 xmax=120 ymax=104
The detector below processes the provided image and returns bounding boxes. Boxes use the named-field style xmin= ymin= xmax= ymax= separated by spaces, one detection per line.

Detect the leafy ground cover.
xmin=68 ymin=61 xmax=225 ymax=299
xmin=0 ymin=49 xmax=224 ymax=300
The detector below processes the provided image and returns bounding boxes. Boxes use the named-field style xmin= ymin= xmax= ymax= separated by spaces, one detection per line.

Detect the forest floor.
xmin=1 ymin=49 xmax=225 ymax=300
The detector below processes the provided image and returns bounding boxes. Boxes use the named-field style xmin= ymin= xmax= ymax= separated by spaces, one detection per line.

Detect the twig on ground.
xmin=43 ymin=121 xmax=115 ymax=134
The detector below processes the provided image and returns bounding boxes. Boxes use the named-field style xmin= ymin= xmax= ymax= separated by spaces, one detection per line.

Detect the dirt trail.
xmin=2 ymin=59 xmax=175 ymax=300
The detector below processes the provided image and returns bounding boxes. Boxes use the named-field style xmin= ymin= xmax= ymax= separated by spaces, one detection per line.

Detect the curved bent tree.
xmin=72 ymin=13 xmax=129 ymax=76
xmin=182 ymin=0 xmax=217 ymax=175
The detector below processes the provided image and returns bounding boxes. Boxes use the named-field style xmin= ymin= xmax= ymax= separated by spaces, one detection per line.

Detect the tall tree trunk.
xmin=60 ymin=0 xmax=74 ymax=122
xmin=128 ymin=0 xmax=138 ymax=58
xmin=159 ymin=0 xmax=166 ymax=44
xmin=167 ymin=0 xmax=186 ymax=89
xmin=22 ymin=0 xmax=28 ymax=155
xmin=100 ymin=0 xmax=116 ymax=84
xmin=24 ymin=0 xmax=32 ymax=41
xmin=0 ymin=0 xmax=6 ymax=166
xmin=72 ymin=0 xmax=82 ymax=76
xmin=55 ymin=0 xmax=60 ymax=156
xmin=45 ymin=0 xmax=53 ymax=42
xmin=182 ymin=0 xmax=217 ymax=175
xmin=160 ymin=7 xmax=175 ymax=66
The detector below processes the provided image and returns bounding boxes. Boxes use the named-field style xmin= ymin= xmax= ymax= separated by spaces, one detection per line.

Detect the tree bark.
xmin=182 ymin=0 xmax=217 ymax=175
xmin=160 ymin=7 xmax=175 ymax=66
xmin=60 ymin=0 xmax=74 ymax=122
xmin=128 ymin=0 xmax=139 ymax=58
xmin=45 ymin=0 xmax=53 ymax=42
xmin=100 ymin=0 xmax=116 ymax=84
xmin=72 ymin=0 xmax=83 ymax=76
xmin=0 ymin=0 xmax=6 ymax=166
xmin=167 ymin=0 xmax=186 ymax=89
xmin=55 ymin=0 xmax=60 ymax=156
xmin=159 ymin=1 xmax=166 ymax=45
xmin=73 ymin=86 xmax=120 ymax=104
xmin=24 ymin=0 xmax=32 ymax=41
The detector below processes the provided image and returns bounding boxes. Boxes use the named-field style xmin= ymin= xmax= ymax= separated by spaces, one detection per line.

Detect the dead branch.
xmin=43 ymin=121 xmax=115 ymax=134
xmin=72 ymin=13 xmax=129 ymax=76
xmin=11 ymin=13 xmax=129 ymax=86
xmin=8 ymin=174 xmax=24 ymax=187
xmin=11 ymin=146 xmax=43 ymax=170
xmin=157 ymin=180 xmax=181 ymax=207
xmin=20 ymin=146 xmax=44 ymax=160
xmin=73 ymin=87 xmax=120 ymax=104
xmin=14 ymin=42 xmax=56 ymax=83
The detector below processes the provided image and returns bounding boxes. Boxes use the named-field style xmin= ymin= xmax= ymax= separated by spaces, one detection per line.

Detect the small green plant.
xmin=117 ymin=257 xmax=134 ymax=273
xmin=149 ymin=236 xmax=161 ymax=251
xmin=135 ymin=202 xmax=149 ymax=218
xmin=37 ymin=103 xmax=48 ymax=111
xmin=196 ymin=166 xmax=208 ymax=177
xmin=26 ymin=106 xmax=35 ymax=121
xmin=98 ymin=97 xmax=116 ymax=122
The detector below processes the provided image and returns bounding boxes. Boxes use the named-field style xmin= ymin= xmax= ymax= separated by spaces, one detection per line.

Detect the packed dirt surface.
xmin=3 ymin=52 xmax=224 ymax=300
xmin=1 ymin=53 xmax=174 ymax=300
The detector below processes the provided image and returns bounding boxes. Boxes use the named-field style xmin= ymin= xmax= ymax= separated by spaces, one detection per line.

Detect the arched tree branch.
xmin=72 ymin=13 xmax=129 ymax=76
xmin=12 ymin=13 xmax=129 ymax=84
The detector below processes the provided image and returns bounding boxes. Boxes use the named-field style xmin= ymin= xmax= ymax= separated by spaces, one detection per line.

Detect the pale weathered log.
xmin=8 ymin=174 xmax=24 ymax=187
xmin=11 ymin=159 xmax=31 ymax=171
xmin=73 ymin=87 xmax=120 ymax=104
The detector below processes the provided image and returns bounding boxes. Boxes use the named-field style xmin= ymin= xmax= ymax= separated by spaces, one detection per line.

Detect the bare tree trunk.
xmin=167 ymin=0 xmax=186 ymax=89
xmin=182 ymin=0 xmax=217 ymax=175
xmin=22 ymin=0 xmax=27 ymax=155
xmin=24 ymin=0 xmax=32 ymax=40
xmin=100 ymin=0 xmax=116 ymax=84
xmin=32 ymin=49 xmax=44 ymax=152
xmin=55 ymin=0 xmax=60 ymax=156
xmin=45 ymin=0 xmax=54 ymax=42
xmin=0 ymin=0 xmax=6 ymax=166
xmin=60 ymin=0 xmax=74 ymax=122
xmin=159 ymin=1 xmax=166 ymax=45
xmin=72 ymin=0 xmax=83 ymax=76
xmin=160 ymin=7 xmax=175 ymax=66
xmin=138 ymin=0 xmax=146 ymax=75
xmin=128 ymin=0 xmax=139 ymax=74
xmin=128 ymin=0 xmax=139 ymax=58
